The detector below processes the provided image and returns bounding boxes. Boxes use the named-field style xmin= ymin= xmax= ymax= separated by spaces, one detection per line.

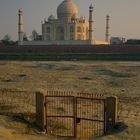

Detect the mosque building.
xmin=18 ymin=0 xmax=110 ymax=45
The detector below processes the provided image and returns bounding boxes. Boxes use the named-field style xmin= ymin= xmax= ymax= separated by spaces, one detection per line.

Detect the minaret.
xmin=18 ymin=9 xmax=23 ymax=45
xmin=105 ymin=14 xmax=110 ymax=43
xmin=89 ymin=4 xmax=94 ymax=45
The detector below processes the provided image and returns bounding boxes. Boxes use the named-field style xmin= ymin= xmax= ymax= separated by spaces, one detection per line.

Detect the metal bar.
xmin=73 ymin=96 xmax=77 ymax=138
xmin=97 ymin=99 xmax=99 ymax=136
xmin=45 ymin=96 xmax=48 ymax=133
xmin=76 ymin=97 xmax=105 ymax=101
xmin=46 ymin=96 xmax=74 ymax=98
xmin=76 ymin=96 xmax=78 ymax=138
xmin=46 ymin=115 xmax=75 ymax=118
xmin=104 ymin=99 xmax=106 ymax=135
xmin=51 ymin=135 xmax=74 ymax=138
xmin=92 ymin=99 xmax=94 ymax=137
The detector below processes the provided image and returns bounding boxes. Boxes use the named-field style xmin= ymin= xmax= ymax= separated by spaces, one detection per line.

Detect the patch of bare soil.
xmin=0 ymin=61 xmax=140 ymax=140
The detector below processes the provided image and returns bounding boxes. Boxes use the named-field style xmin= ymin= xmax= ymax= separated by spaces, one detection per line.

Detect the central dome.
xmin=57 ymin=0 xmax=78 ymax=19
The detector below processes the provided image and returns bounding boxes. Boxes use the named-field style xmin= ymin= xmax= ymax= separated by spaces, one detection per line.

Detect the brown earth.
xmin=0 ymin=61 xmax=140 ymax=140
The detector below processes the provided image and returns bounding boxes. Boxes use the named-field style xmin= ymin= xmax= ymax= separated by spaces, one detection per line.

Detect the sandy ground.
xmin=0 ymin=61 xmax=140 ymax=140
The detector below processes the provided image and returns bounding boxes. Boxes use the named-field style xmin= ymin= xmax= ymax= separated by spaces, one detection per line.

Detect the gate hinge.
xmin=44 ymin=125 xmax=47 ymax=129
xmin=44 ymin=102 xmax=46 ymax=107
xmin=104 ymin=106 xmax=107 ymax=112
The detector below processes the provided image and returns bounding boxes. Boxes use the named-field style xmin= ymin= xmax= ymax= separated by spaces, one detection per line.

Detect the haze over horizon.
xmin=0 ymin=0 xmax=140 ymax=41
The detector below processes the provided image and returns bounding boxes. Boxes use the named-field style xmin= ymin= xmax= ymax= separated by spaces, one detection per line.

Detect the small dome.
xmin=18 ymin=8 xmax=23 ymax=13
xmin=57 ymin=0 xmax=78 ymax=19
xmin=89 ymin=4 xmax=93 ymax=9
xmin=48 ymin=14 xmax=55 ymax=21
xmin=71 ymin=15 xmax=77 ymax=20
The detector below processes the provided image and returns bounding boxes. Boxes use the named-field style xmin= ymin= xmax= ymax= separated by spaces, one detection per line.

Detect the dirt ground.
xmin=0 ymin=61 xmax=140 ymax=140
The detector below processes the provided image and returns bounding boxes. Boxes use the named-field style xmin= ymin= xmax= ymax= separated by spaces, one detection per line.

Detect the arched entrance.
xmin=56 ymin=26 xmax=65 ymax=40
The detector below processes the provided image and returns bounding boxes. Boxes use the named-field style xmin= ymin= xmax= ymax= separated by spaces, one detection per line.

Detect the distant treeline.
xmin=0 ymin=52 xmax=140 ymax=61
xmin=0 ymin=44 xmax=140 ymax=60
xmin=0 ymin=44 xmax=140 ymax=53
xmin=125 ymin=39 xmax=140 ymax=45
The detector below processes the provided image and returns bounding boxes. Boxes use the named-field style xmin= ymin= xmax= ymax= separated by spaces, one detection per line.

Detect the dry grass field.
xmin=0 ymin=61 xmax=140 ymax=140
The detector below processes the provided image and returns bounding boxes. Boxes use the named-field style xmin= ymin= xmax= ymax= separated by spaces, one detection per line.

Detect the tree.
xmin=125 ymin=39 xmax=140 ymax=44
xmin=1 ymin=34 xmax=11 ymax=45
xmin=30 ymin=30 xmax=38 ymax=41
xmin=23 ymin=33 xmax=28 ymax=41
xmin=1 ymin=34 xmax=17 ymax=46
xmin=3 ymin=34 xmax=11 ymax=42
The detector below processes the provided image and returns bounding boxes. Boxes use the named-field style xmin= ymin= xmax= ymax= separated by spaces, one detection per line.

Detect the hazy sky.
xmin=0 ymin=0 xmax=140 ymax=41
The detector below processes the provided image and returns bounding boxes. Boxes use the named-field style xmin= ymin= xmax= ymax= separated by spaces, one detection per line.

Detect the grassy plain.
xmin=0 ymin=61 xmax=140 ymax=140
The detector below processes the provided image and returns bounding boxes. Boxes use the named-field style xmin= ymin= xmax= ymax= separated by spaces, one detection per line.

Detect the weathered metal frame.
xmin=45 ymin=95 xmax=106 ymax=139
xmin=75 ymin=97 xmax=105 ymax=139
xmin=36 ymin=92 xmax=118 ymax=139
xmin=45 ymin=95 xmax=75 ymax=137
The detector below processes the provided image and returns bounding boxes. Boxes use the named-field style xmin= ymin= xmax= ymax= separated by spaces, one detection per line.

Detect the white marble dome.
xmin=57 ymin=0 xmax=78 ymax=19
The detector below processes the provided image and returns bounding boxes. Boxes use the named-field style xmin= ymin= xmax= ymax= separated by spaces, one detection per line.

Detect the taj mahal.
xmin=18 ymin=0 xmax=110 ymax=45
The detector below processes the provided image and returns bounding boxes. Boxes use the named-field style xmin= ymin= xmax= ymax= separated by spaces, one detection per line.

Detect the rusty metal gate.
xmin=44 ymin=92 xmax=105 ymax=139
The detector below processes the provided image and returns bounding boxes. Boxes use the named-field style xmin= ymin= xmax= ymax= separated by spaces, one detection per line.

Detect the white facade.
xmin=18 ymin=0 xmax=110 ymax=46
xmin=110 ymin=37 xmax=125 ymax=45
xmin=42 ymin=0 xmax=90 ymax=43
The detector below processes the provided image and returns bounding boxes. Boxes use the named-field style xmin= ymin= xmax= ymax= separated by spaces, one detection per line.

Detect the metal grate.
xmin=76 ymin=97 xmax=105 ymax=139
xmin=45 ymin=91 xmax=105 ymax=139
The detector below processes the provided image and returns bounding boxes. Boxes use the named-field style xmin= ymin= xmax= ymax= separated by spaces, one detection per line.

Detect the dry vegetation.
xmin=0 ymin=61 xmax=140 ymax=140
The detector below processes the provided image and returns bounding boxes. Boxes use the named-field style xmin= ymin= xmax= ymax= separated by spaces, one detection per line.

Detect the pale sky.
xmin=0 ymin=0 xmax=140 ymax=41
